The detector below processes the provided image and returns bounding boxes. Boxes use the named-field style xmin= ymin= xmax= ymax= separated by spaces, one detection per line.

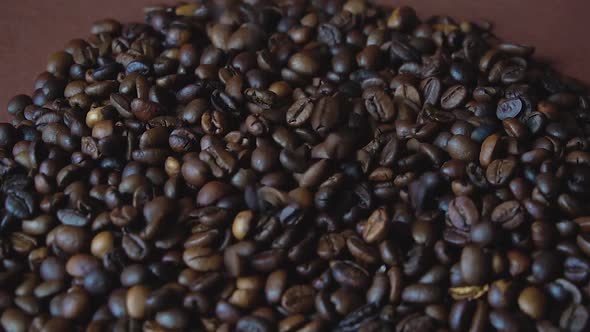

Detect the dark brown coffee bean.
xmin=363 ymin=208 xmax=389 ymax=244
xmin=281 ymin=285 xmax=315 ymax=314
xmin=57 ymin=209 xmax=90 ymax=227
xmin=330 ymin=260 xmax=370 ymax=289
xmin=447 ymin=135 xmax=479 ymax=161
xmin=40 ymin=256 xmax=66 ymax=281
xmin=560 ymin=304 xmax=589 ymax=332
xmin=317 ymin=233 xmax=346 ymax=260
xmin=517 ymin=286 xmax=546 ymax=320
xmin=497 ymin=98 xmax=523 ymax=120
xmin=347 ymin=236 xmax=380 ymax=265
xmin=1 ymin=308 xmax=29 ymax=332
xmin=401 ymin=283 xmax=442 ymax=304
xmin=311 ymin=94 xmax=344 ymax=136
xmin=491 ymin=200 xmax=525 ymax=230
xmin=318 ymin=23 xmax=342 ymax=46
xmin=460 ymin=245 xmax=490 ymax=285
xmin=236 ymin=315 xmax=273 ymax=332
xmin=122 ymin=233 xmax=150 ymax=262
xmin=66 ymin=254 xmax=99 ymax=278
xmin=5 ymin=190 xmax=35 ymax=219
xmin=251 ymin=249 xmax=284 ymax=272
xmin=363 ymin=87 xmax=396 ymax=122
xmin=532 ymin=251 xmax=561 ymax=283
xmin=448 ymin=300 xmax=475 ymax=331
xmin=54 ymin=224 xmax=89 ymax=254
xmin=420 ymin=77 xmax=442 ymax=106
xmin=486 ymin=158 xmax=517 ymax=186
xmin=489 ymin=309 xmax=521 ymax=332
xmin=441 ymin=85 xmax=468 ymax=110
xmin=447 ymin=196 xmax=478 ymax=230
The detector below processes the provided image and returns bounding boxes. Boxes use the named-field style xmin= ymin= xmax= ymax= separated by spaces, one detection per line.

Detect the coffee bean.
xmin=560 ymin=304 xmax=589 ymax=332
xmin=54 ymin=224 xmax=88 ymax=254
xmin=491 ymin=200 xmax=525 ymax=230
xmin=5 ymin=190 xmax=35 ymax=219
xmin=447 ymin=135 xmax=480 ymax=161
xmin=61 ymin=290 xmax=90 ymax=319
xmin=236 ymin=315 xmax=273 ymax=332
xmin=122 ymin=233 xmax=150 ymax=262
xmin=420 ymin=77 xmax=442 ymax=106
xmin=363 ymin=208 xmax=389 ymax=244
xmin=363 ymin=87 xmax=396 ymax=122
xmin=183 ymin=246 xmax=223 ymax=272
xmin=66 ymin=254 xmax=99 ymax=278
xmin=126 ymin=285 xmax=150 ymax=319
xmin=281 ymin=285 xmax=315 ymax=314
xmin=401 ymin=283 xmax=442 ymax=304
xmin=318 ymin=23 xmax=342 ymax=46
xmin=390 ymin=39 xmax=420 ymax=63
xmin=532 ymin=251 xmax=562 ymax=283
xmin=40 ymin=256 xmax=66 ymax=281
xmin=448 ymin=300 xmax=475 ymax=331
xmin=470 ymin=221 xmax=497 ymax=247
xmin=83 ymin=269 xmax=112 ymax=294
xmin=447 ymin=196 xmax=479 ymax=230
xmin=330 ymin=260 xmax=370 ymax=289
xmin=460 ymin=245 xmax=490 ymax=285
xmin=489 ymin=309 xmax=521 ymax=332
xmin=317 ymin=233 xmax=346 ymax=260
xmin=1 ymin=308 xmax=29 ymax=332
xmin=486 ymin=158 xmax=517 ymax=186
xmin=347 ymin=236 xmax=379 ymax=264
xmin=181 ymin=159 xmax=209 ymax=188
xmin=497 ymin=98 xmax=523 ymax=120
xmin=441 ymin=85 xmax=468 ymax=110
xmin=564 ymin=255 xmax=590 ymax=283
xmin=57 ymin=209 xmax=90 ymax=227
xmin=517 ymin=286 xmax=546 ymax=319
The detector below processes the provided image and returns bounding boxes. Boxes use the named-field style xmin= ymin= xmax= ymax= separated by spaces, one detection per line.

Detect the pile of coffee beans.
xmin=2 ymin=0 xmax=590 ymax=331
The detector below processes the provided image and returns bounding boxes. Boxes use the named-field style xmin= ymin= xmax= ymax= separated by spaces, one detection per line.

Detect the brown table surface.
xmin=1 ymin=0 xmax=589 ymax=122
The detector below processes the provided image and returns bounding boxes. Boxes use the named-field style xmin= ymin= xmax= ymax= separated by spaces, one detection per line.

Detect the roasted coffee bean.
xmin=363 ymin=87 xmax=396 ymax=122
xmin=363 ymin=208 xmax=389 ymax=244
xmin=447 ymin=196 xmax=478 ymax=230
xmin=491 ymin=200 xmax=526 ymax=230
xmin=497 ymin=98 xmax=523 ymax=120
xmin=441 ymin=85 xmax=468 ymax=110
xmin=447 ymin=135 xmax=479 ymax=161
xmin=236 ymin=315 xmax=274 ymax=332
xmin=57 ymin=209 xmax=90 ymax=227
xmin=54 ymin=224 xmax=89 ymax=254
xmin=347 ymin=236 xmax=380 ymax=264
xmin=560 ymin=304 xmax=589 ymax=332
xmin=281 ymin=285 xmax=315 ymax=314
xmin=460 ymin=245 xmax=490 ymax=285
xmin=517 ymin=286 xmax=546 ymax=320
xmin=334 ymin=302 xmax=379 ymax=332
xmin=421 ymin=77 xmax=442 ymax=106
xmin=401 ymin=283 xmax=442 ymax=304
xmin=486 ymin=158 xmax=517 ymax=186
xmin=5 ymin=190 xmax=35 ymax=219
xmin=122 ymin=233 xmax=150 ymax=262
xmin=532 ymin=251 xmax=562 ymax=283
xmin=126 ymin=285 xmax=150 ymax=319
xmin=489 ymin=309 xmax=521 ymax=331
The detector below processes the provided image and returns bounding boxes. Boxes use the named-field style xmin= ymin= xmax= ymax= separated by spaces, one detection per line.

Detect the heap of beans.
xmin=1 ymin=0 xmax=590 ymax=331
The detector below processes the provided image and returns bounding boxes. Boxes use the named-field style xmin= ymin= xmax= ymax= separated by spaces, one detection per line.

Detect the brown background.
xmin=1 ymin=0 xmax=589 ymax=122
